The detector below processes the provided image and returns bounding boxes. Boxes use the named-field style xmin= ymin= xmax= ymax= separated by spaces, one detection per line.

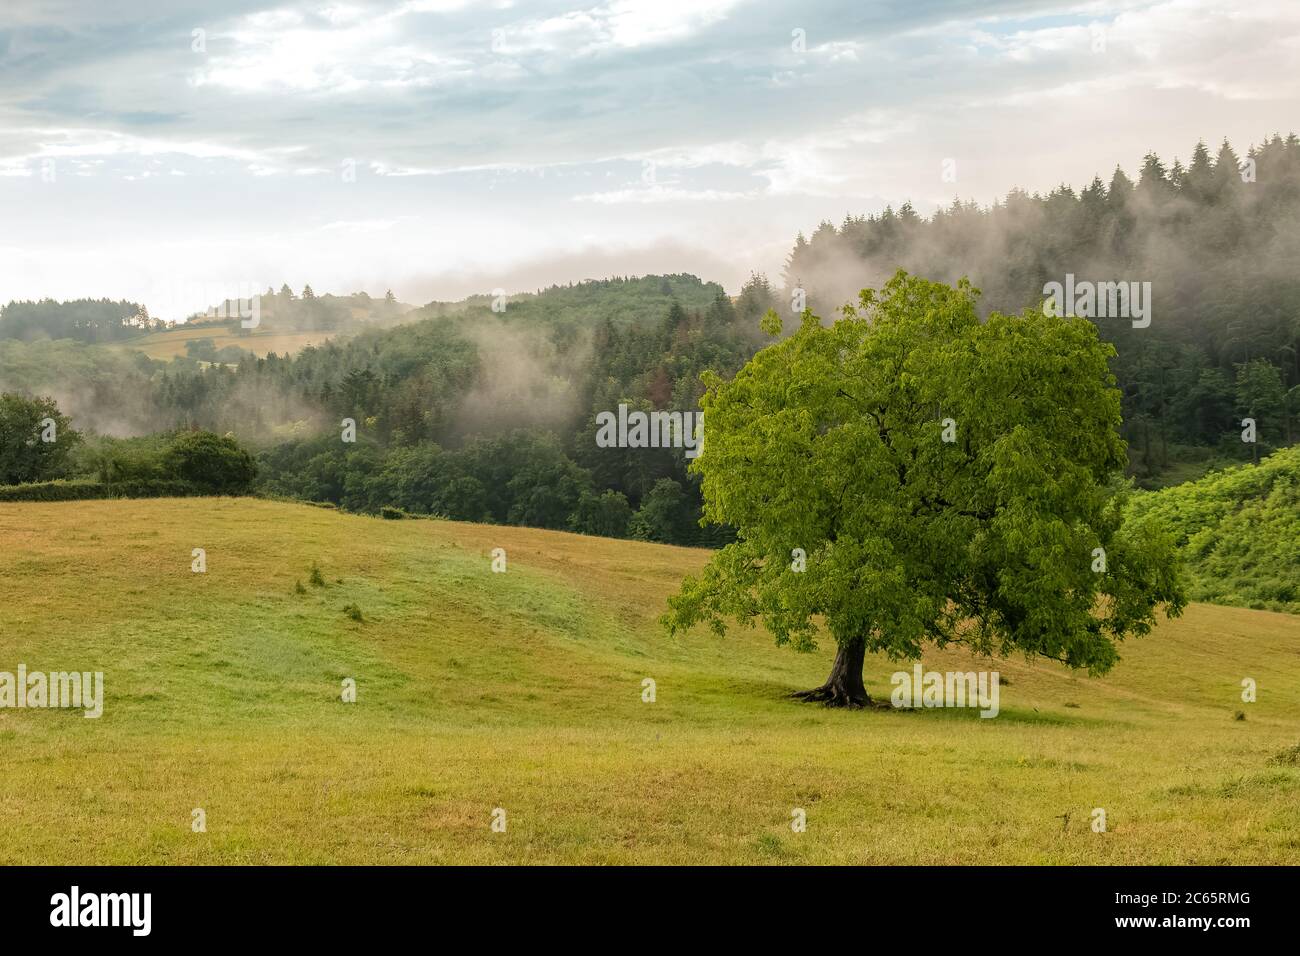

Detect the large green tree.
xmin=664 ymin=272 xmax=1186 ymax=707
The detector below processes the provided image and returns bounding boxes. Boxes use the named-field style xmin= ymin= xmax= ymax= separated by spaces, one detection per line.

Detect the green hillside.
xmin=1128 ymin=445 xmax=1300 ymax=613
xmin=0 ymin=498 xmax=1297 ymax=864
xmin=412 ymin=273 xmax=726 ymax=330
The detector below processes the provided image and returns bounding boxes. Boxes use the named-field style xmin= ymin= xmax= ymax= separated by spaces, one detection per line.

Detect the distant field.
xmin=121 ymin=325 xmax=339 ymax=359
xmin=0 ymin=498 xmax=1296 ymax=864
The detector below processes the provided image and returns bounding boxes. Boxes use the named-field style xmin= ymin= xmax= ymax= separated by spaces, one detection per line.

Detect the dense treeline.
xmin=783 ymin=135 xmax=1300 ymax=483
xmin=0 ymin=298 xmax=146 ymax=343
xmin=245 ymin=285 xmax=408 ymax=332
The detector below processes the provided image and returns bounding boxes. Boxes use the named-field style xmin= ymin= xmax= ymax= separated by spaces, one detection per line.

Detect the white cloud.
xmin=574 ymin=184 xmax=752 ymax=203
xmin=0 ymin=0 xmax=1297 ymax=305
xmin=0 ymin=127 xmax=271 ymax=165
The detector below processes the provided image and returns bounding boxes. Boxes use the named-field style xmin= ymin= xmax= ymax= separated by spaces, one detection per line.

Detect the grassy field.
xmin=120 ymin=325 xmax=339 ymax=360
xmin=0 ymin=497 xmax=1296 ymax=864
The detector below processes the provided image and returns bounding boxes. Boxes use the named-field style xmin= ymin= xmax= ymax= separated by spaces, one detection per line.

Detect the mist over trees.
xmin=253 ymin=285 xmax=408 ymax=332
xmin=0 ymin=274 xmax=765 ymax=544
xmin=782 ymin=135 xmax=1300 ymax=482
xmin=0 ymin=137 xmax=1297 ymax=542
xmin=251 ymin=275 xmax=762 ymax=544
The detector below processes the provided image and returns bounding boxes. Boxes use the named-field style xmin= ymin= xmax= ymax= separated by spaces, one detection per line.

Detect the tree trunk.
xmin=792 ymin=637 xmax=868 ymax=708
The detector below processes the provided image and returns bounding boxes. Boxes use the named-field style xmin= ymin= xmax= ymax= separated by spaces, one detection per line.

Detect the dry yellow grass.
xmin=0 ymin=497 xmax=1296 ymax=864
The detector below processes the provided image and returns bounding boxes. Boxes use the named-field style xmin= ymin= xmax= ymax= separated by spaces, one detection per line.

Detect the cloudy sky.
xmin=1 ymin=0 xmax=1297 ymax=316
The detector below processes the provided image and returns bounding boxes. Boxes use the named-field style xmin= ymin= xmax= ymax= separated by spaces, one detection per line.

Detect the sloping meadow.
xmin=0 ymin=497 xmax=1296 ymax=863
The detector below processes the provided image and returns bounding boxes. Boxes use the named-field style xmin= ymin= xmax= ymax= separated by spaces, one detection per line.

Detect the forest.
xmin=1 ymin=136 xmax=1297 ymax=546
xmin=783 ymin=135 xmax=1300 ymax=481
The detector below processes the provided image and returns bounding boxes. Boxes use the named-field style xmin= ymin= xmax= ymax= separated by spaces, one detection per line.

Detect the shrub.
xmin=162 ymin=431 xmax=256 ymax=494
xmin=78 ymin=434 xmax=171 ymax=484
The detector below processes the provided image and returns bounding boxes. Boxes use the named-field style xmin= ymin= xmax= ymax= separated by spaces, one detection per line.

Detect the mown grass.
xmin=0 ymin=498 xmax=1297 ymax=864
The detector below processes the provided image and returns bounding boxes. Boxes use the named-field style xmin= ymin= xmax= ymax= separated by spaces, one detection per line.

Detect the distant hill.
xmin=1128 ymin=445 xmax=1300 ymax=613
xmin=117 ymin=276 xmax=724 ymax=361
xmin=411 ymin=273 xmax=726 ymax=331
xmin=1 ymin=288 xmax=417 ymax=360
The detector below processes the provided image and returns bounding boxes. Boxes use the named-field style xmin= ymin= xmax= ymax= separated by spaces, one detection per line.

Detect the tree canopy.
xmin=664 ymin=272 xmax=1187 ymax=706
xmin=0 ymin=393 xmax=81 ymax=484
